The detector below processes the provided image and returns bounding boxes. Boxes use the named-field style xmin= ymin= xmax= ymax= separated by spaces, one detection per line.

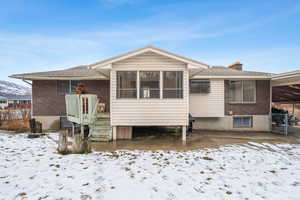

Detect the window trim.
xmin=116 ymin=71 xmax=137 ymax=99
xmin=115 ymin=70 xmax=185 ymax=100
xmin=163 ymin=71 xmax=184 ymax=99
xmin=190 ymin=79 xmax=211 ymax=94
xmin=57 ymin=80 xmax=80 ymax=96
xmin=233 ymin=116 xmax=253 ymax=128
xmin=139 ymin=71 xmax=160 ymax=99
xmin=229 ymin=80 xmax=256 ymax=104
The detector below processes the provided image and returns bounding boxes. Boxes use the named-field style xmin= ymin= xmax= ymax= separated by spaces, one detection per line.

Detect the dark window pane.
xmin=140 ymin=71 xmax=160 ymax=98
xmin=163 ymin=89 xmax=183 ymax=98
xmin=229 ymin=80 xmax=242 ymax=103
xmin=229 ymin=80 xmax=255 ymax=103
xmin=57 ymin=80 xmax=70 ymax=96
xmin=71 ymin=80 xmax=81 ymax=93
xmin=190 ymin=79 xmax=210 ymax=93
xmin=243 ymin=80 xmax=256 ymax=102
xmin=117 ymin=89 xmax=137 ymax=98
xmin=163 ymin=71 xmax=183 ymax=98
xmin=117 ymin=71 xmax=137 ymax=98
xmin=233 ymin=117 xmax=252 ymax=128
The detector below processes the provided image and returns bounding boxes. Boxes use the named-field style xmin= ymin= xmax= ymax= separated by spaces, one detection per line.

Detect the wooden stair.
xmin=90 ymin=113 xmax=112 ymax=142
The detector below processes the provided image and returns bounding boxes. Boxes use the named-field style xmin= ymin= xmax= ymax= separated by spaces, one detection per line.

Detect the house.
xmin=9 ymin=46 xmax=300 ymax=140
xmin=0 ymin=95 xmax=32 ymax=109
xmin=0 ymin=96 xmax=8 ymax=109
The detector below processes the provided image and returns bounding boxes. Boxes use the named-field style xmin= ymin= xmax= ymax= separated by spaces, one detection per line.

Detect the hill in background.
xmin=0 ymin=80 xmax=31 ymax=97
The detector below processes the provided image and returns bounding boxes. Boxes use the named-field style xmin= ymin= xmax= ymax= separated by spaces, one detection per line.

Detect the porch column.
xmin=182 ymin=126 xmax=186 ymax=141
xmin=112 ymin=126 xmax=117 ymax=141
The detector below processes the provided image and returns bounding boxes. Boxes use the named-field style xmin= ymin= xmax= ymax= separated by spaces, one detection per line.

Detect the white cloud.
xmin=2 ymin=2 xmax=300 ymax=85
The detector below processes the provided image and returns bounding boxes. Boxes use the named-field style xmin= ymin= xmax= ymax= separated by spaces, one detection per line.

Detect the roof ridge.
xmin=90 ymin=45 xmax=209 ymax=68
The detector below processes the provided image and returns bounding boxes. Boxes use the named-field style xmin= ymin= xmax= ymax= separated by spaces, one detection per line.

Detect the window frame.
xmin=233 ymin=116 xmax=253 ymax=128
xmin=116 ymin=71 xmax=137 ymax=99
xmin=190 ymin=79 xmax=211 ymax=94
xmin=57 ymin=80 xmax=81 ymax=96
xmin=139 ymin=71 xmax=160 ymax=99
xmin=229 ymin=80 xmax=256 ymax=104
xmin=115 ymin=70 xmax=185 ymax=100
xmin=163 ymin=71 xmax=184 ymax=99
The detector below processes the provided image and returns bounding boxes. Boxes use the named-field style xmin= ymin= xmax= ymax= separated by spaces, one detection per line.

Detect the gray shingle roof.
xmin=10 ymin=65 xmax=108 ymax=80
xmin=193 ymin=66 xmax=271 ymax=77
xmin=4 ymin=95 xmax=32 ymax=100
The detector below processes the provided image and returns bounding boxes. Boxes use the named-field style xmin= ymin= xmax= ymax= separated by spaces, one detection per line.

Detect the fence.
xmin=272 ymin=113 xmax=288 ymax=136
xmin=0 ymin=108 xmax=31 ymax=121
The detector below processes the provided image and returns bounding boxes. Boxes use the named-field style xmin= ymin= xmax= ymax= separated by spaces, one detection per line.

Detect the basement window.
xmin=190 ymin=79 xmax=210 ymax=93
xmin=233 ymin=116 xmax=252 ymax=128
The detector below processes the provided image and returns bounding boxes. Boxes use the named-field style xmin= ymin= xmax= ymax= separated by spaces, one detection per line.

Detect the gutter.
xmin=9 ymin=75 xmax=109 ymax=81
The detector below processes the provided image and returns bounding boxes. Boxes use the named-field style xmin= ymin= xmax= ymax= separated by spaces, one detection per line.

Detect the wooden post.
xmin=72 ymin=133 xmax=83 ymax=153
xmin=58 ymin=131 xmax=68 ymax=154
xmin=182 ymin=126 xmax=186 ymax=141
xmin=72 ymin=123 xmax=75 ymax=137
xmin=72 ymin=125 xmax=92 ymax=154
xmin=113 ymin=126 xmax=117 ymax=141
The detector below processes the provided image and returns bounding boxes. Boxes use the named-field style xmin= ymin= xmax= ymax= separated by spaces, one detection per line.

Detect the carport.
xmin=272 ymin=70 xmax=300 ymax=135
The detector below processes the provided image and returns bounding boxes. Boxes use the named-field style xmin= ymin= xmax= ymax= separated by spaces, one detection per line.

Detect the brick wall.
xmin=32 ymin=80 xmax=110 ymax=116
xmin=224 ymin=80 xmax=270 ymax=115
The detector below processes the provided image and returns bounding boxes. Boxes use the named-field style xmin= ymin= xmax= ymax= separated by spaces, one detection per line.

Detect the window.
xmin=190 ymin=79 xmax=210 ymax=93
xmin=140 ymin=71 xmax=160 ymax=98
xmin=163 ymin=71 xmax=183 ymax=98
xmin=0 ymin=100 xmax=7 ymax=104
xmin=117 ymin=71 xmax=137 ymax=98
xmin=57 ymin=80 xmax=81 ymax=95
xmin=229 ymin=80 xmax=256 ymax=103
xmin=233 ymin=116 xmax=252 ymax=128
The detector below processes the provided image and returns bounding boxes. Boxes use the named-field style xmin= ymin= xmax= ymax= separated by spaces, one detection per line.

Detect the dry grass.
xmin=1 ymin=119 xmax=29 ymax=133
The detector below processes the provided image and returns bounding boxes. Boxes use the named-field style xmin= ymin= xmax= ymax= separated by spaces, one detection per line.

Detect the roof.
xmin=271 ymin=69 xmax=300 ymax=86
xmin=9 ymin=65 xmax=109 ymax=80
xmin=91 ymin=45 xmax=209 ymax=69
xmin=5 ymin=95 xmax=31 ymax=100
xmin=10 ymin=46 xmax=210 ymax=80
xmin=10 ymin=46 xmax=273 ymax=80
xmin=192 ymin=66 xmax=272 ymax=79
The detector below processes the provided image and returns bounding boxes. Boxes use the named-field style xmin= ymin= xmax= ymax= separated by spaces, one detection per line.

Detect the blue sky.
xmin=1 ymin=0 xmax=300 ymax=85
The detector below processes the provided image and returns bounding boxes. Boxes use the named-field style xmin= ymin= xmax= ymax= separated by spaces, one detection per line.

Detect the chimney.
xmin=228 ymin=61 xmax=243 ymax=71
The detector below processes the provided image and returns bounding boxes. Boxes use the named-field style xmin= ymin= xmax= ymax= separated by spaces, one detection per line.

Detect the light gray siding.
xmin=189 ymin=79 xmax=225 ymax=117
xmin=110 ymin=52 xmax=189 ymax=126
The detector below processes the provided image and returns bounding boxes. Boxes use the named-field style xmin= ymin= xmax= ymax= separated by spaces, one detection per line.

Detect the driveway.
xmin=91 ymin=130 xmax=300 ymax=151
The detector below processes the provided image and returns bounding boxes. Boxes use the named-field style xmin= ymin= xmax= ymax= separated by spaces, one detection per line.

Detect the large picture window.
xmin=117 ymin=71 xmax=137 ymax=98
xmin=163 ymin=71 xmax=183 ymax=98
xmin=229 ymin=80 xmax=256 ymax=103
xmin=140 ymin=71 xmax=160 ymax=98
xmin=57 ymin=80 xmax=80 ymax=95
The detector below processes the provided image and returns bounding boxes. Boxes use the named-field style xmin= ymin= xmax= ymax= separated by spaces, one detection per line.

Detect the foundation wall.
xmin=193 ymin=115 xmax=270 ymax=132
xmin=116 ymin=126 xmax=133 ymax=139
xmin=33 ymin=116 xmax=61 ymax=130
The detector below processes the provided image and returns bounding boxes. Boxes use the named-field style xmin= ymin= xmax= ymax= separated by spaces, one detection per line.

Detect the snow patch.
xmin=0 ymin=133 xmax=300 ymax=200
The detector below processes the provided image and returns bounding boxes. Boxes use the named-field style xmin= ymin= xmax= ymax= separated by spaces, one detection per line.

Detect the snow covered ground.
xmin=1 ymin=133 xmax=300 ymax=200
